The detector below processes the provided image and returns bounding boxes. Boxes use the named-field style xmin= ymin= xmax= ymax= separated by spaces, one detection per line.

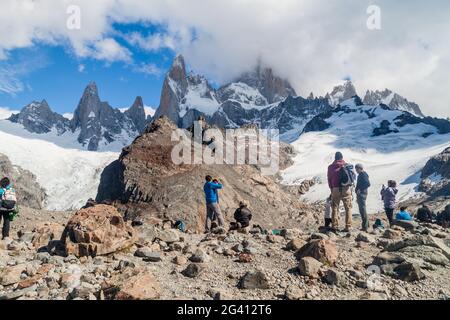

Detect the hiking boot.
xmin=342 ymin=227 xmax=353 ymax=234
xmin=328 ymin=228 xmax=338 ymax=234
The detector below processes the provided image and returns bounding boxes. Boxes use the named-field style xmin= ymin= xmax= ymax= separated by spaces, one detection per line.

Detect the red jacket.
xmin=328 ymin=160 xmax=346 ymax=189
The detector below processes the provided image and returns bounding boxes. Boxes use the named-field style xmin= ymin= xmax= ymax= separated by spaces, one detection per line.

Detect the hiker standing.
xmin=327 ymin=152 xmax=355 ymax=232
xmin=355 ymin=164 xmax=371 ymax=231
xmin=0 ymin=177 xmax=17 ymax=240
xmin=380 ymin=180 xmax=398 ymax=226
xmin=204 ymin=175 xmax=225 ymax=233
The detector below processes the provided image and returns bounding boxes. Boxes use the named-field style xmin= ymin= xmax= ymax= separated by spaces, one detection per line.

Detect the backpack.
xmin=339 ymin=164 xmax=356 ymax=187
xmin=174 ymin=220 xmax=186 ymax=232
xmin=1 ymin=187 xmax=17 ymax=210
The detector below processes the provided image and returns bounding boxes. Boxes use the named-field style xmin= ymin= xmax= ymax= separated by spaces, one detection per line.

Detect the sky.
xmin=0 ymin=0 xmax=449 ymax=117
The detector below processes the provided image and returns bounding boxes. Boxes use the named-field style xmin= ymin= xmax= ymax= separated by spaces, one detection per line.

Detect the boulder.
xmin=238 ymin=253 xmax=253 ymax=263
xmin=295 ymin=239 xmax=339 ymax=265
xmin=393 ymin=220 xmax=418 ymax=231
xmin=399 ymin=245 xmax=449 ymax=266
xmin=284 ymin=285 xmax=306 ymax=300
xmin=394 ymin=263 xmax=425 ymax=282
xmin=172 ymin=256 xmax=188 ymax=266
xmin=355 ymin=232 xmax=375 ymax=243
xmin=61 ymin=205 xmax=136 ymax=257
xmin=382 ymin=229 xmax=402 ymax=240
xmin=31 ymin=222 xmax=65 ymax=250
xmin=134 ymin=247 xmax=162 ymax=262
xmin=156 ymin=229 xmax=180 ymax=244
xmin=182 ymin=263 xmax=205 ymax=278
xmin=286 ymin=239 xmax=306 ymax=251
xmin=372 ymin=252 xmax=406 ymax=266
xmin=324 ymin=269 xmax=346 ymax=286
xmin=0 ymin=264 xmax=27 ymax=286
xmin=238 ymin=271 xmax=270 ymax=290
xmin=189 ymin=248 xmax=210 ymax=263
xmin=115 ymin=272 xmax=161 ymax=300
xmin=298 ymin=257 xmax=322 ymax=278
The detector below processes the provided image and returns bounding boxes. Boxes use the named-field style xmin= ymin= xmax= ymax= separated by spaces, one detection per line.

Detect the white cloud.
xmin=78 ymin=64 xmax=85 ymax=73
xmin=0 ymin=66 xmax=24 ymax=95
xmin=0 ymin=0 xmax=449 ymax=116
xmin=125 ymin=32 xmax=177 ymax=52
xmin=85 ymin=38 xmax=131 ymax=63
xmin=133 ymin=63 xmax=162 ymax=76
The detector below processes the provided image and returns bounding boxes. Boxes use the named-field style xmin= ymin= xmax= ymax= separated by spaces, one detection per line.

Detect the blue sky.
xmin=0 ymin=24 xmax=176 ymax=113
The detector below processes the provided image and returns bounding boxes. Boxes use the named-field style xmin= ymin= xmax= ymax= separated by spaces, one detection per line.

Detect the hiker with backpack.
xmin=0 ymin=177 xmax=17 ymax=240
xmin=355 ymin=164 xmax=371 ymax=232
xmin=204 ymin=175 xmax=225 ymax=233
xmin=380 ymin=180 xmax=398 ymax=226
xmin=327 ymin=152 xmax=355 ymax=232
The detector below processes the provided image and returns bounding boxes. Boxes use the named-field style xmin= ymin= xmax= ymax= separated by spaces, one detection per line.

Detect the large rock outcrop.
xmin=96 ymin=117 xmax=316 ymax=232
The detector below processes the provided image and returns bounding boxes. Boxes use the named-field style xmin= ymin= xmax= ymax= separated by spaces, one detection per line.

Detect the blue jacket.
xmin=396 ymin=211 xmax=413 ymax=221
xmin=204 ymin=182 xmax=222 ymax=204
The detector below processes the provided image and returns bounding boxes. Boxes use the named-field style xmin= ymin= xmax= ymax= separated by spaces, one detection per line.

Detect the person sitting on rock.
xmin=0 ymin=177 xmax=17 ymax=240
xmin=203 ymin=175 xmax=224 ymax=233
xmin=416 ymin=205 xmax=434 ymax=223
xmin=396 ymin=206 xmax=413 ymax=221
xmin=231 ymin=202 xmax=253 ymax=230
xmin=437 ymin=204 xmax=450 ymax=228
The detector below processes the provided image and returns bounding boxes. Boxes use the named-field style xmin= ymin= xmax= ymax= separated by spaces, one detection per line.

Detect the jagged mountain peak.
xmin=233 ymin=61 xmax=297 ymax=104
xmin=168 ymin=54 xmax=188 ymax=84
xmin=8 ymin=100 xmax=70 ymax=135
xmin=125 ymin=96 xmax=147 ymax=133
xmin=328 ymin=80 xmax=358 ymax=106
xmin=363 ymin=88 xmax=424 ymax=117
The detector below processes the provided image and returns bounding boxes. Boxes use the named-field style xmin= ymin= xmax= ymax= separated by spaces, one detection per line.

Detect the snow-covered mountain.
xmin=154 ymin=55 xmax=331 ymax=142
xmin=9 ymin=100 xmax=70 ymax=135
xmin=6 ymin=82 xmax=151 ymax=151
xmin=282 ymin=97 xmax=450 ymax=213
xmin=363 ymin=89 xmax=424 ymax=117
xmin=326 ymin=80 xmax=358 ymax=107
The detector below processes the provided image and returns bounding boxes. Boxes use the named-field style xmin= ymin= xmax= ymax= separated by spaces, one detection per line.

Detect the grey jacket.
xmin=380 ymin=186 xmax=398 ymax=209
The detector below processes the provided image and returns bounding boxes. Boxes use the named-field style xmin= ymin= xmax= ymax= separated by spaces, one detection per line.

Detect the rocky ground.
xmin=0 ymin=204 xmax=449 ymax=300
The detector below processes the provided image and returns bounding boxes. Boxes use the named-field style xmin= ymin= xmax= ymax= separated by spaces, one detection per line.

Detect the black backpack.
xmin=339 ymin=164 xmax=356 ymax=187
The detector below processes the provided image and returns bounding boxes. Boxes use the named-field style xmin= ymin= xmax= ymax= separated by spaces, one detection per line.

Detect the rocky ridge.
xmin=0 ymin=203 xmax=449 ymax=300
xmin=96 ymin=116 xmax=319 ymax=232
